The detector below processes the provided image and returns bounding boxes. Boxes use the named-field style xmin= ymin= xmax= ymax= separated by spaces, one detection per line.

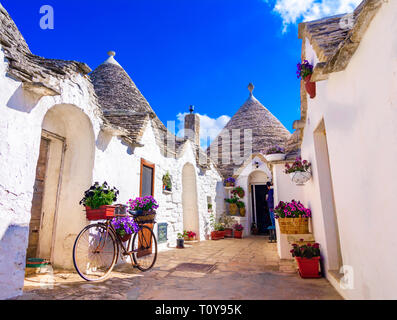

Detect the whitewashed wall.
xmin=299 ymin=1 xmax=397 ymax=299
xmin=0 ymin=44 xmax=222 ymax=299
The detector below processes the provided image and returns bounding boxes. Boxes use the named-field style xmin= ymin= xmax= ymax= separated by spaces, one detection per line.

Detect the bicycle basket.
xmin=130 ymin=210 xmax=156 ymax=224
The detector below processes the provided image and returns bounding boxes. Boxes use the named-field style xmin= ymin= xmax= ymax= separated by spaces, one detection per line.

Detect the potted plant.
xmin=210 ymin=213 xmax=225 ymax=240
xmin=219 ymin=212 xmax=236 ymax=237
xmin=274 ymin=200 xmax=311 ymax=234
xmin=208 ymin=203 xmax=213 ymax=212
xmin=111 ymin=216 xmax=139 ymax=242
xmin=291 ymin=242 xmax=321 ymax=278
xmin=297 ymin=60 xmax=316 ymax=99
xmin=224 ymin=177 xmax=236 ymax=187
xmin=79 ymin=182 xmax=119 ymax=221
xmin=237 ymin=201 xmax=246 ymax=217
xmin=251 ymin=222 xmax=258 ymax=235
xmin=265 ymin=145 xmax=286 ymax=162
xmin=285 ymin=157 xmax=312 ymax=185
xmin=233 ymin=223 xmax=244 ymax=239
xmin=225 ymin=196 xmax=239 ymax=215
xmin=231 ymin=186 xmax=245 ymax=199
xmin=177 ymin=233 xmax=185 ymax=249
xmin=127 ymin=196 xmax=159 ymax=223
xmin=162 ymin=172 xmax=172 ymax=192
xmin=184 ymin=230 xmax=197 ymax=241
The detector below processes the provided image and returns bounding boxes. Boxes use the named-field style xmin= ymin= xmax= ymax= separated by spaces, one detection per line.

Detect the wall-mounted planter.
xmin=289 ymin=171 xmax=312 ymax=186
xmin=304 ymin=75 xmax=316 ymax=99
xmin=265 ymin=153 xmax=286 ymax=162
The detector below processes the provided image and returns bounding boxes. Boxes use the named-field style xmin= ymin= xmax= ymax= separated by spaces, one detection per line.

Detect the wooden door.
xmin=138 ymin=159 xmax=155 ymax=257
xmin=27 ymin=137 xmax=50 ymax=259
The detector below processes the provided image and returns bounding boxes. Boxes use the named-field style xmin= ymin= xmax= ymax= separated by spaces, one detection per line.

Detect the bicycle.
xmin=73 ymin=210 xmax=158 ymax=282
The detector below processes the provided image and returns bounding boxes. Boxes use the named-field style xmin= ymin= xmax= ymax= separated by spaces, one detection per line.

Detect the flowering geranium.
xmin=111 ymin=216 xmax=139 ymax=238
xmin=127 ymin=196 xmax=159 ymax=212
xmin=274 ymin=200 xmax=312 ymax=219
xmin=233 ymin=223 xmax=244 ymax=231
xmin=231 ymin=186 xmax=245 ymax=199
xmin=266 ymin=145 xmax=285 ymax=155
xmin=290 ymin=242 xmax=320 ymax=259
xmin=285 ymin=157 xmax=311 ymax=174
xmin=184 ymin=230 xmax=196 ymax=239
xmin=297 ymin=60 xmax=313 ymax=80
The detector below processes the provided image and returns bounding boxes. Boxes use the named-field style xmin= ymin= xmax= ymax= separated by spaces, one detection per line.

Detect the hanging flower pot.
xmin=289 ymin=171 xmax=312 ymax=186
xmin=239 ymin=208 xmax=246 ymax=217
xmin=304 ymin=75 xmax=316 ymax=99
xmin=229 ymin=203 xmax=238 ymax=215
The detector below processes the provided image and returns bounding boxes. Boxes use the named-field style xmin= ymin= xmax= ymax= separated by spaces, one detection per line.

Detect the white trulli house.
xmin=0 ymin=4 xmax=222 ymax=299
xmin=271 ymin=0 xmax=397 ymax=299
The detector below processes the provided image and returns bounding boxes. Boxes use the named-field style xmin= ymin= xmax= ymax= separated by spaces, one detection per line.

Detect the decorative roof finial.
xmin=248 ymin=83 xmax=254 ymax=96
xmin=189 ymin=105 xmax=195 ymax=114
xmin=108 ymin=51 xmax=116 ymax=57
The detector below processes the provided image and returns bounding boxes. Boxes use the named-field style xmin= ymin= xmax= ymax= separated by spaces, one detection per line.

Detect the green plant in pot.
xmin=225 ymin=196 xmax=239 ymax=215
xmin=237 ymin=201 xmax=246 ymax=217
xmin=79 ymin=182 xmax=119 ymax=220
xmin=177 ymin=232 xmax=185 ymax=249
xmin=210 ymin=213 xmax=225 ymax=240
xmin=162 ymin=172 xmax=172 ymax=191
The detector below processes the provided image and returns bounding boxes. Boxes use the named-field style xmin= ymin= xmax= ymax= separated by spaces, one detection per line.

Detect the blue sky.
xmin=2 ymin=0 xmax=360 ymax=147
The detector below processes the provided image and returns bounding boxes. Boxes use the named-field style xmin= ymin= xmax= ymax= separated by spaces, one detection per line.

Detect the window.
xmin=140 ymin=158 xmax=155 ymax=197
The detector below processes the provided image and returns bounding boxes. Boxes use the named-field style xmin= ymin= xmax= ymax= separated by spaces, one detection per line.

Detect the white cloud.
xmin=270 ymin=0 xmax=362 ymax=33
xmin=176 ymin=112 xmax=231 ymax=149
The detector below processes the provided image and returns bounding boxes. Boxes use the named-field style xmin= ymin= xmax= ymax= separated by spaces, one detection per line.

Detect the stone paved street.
xmin=15 ymin=236 xmax=342 ymax=300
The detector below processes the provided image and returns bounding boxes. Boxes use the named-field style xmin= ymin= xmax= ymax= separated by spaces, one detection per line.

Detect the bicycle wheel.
xmin=131 ymin=225 xmax=157 ymax=271
xmin=73 ymin=223 xmax=118 ymax=281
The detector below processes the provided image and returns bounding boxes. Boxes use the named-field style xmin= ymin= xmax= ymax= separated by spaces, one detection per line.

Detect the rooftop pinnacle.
xmin=248 ymin=83 xmax=254 ymax=96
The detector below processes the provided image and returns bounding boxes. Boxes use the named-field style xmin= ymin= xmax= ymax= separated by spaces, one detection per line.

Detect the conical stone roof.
xmin=208 ymin=84 xmax=291 ymax=178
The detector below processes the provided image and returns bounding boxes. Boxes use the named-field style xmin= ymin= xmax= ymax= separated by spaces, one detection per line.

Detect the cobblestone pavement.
xmin=15 ymin=236 xmax=342 ymax=300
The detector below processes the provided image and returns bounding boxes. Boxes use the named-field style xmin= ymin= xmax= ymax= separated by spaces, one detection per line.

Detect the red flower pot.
xmin=219 ymin=231 xmax=226 ymax=239
xmin=304 ymin=75 xmax=316 ymax=99
xmin=296 ymin=257 xmax=321 ymax=278
xmin=234 ymin=230 xmax=243 ymax=239
xmin=224 ymin=228 xmax=233 ymax=238
xmin=211 ymin=231 xmax=221 ymax=240
xmin=85 ymin=205 xmax=116 ymax=221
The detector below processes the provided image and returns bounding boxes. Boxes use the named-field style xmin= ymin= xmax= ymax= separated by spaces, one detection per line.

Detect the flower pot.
xmin=120 ymin=234 xmax=132 ymax=242
xmin=224 ymin=228 xmax=233 ymax=238
xmin=278 ymin=217 xmax=309 ymax=234
xmin=234 ymin=230 xmax=243 ymax=239
xmin=296 ymin=257 xmax=321 ymax=278
xmin=229 ymin=203 xmax=238 ymax=215
xmin=304 ymin=75 xmax=316 ymax=99
xmin=218 ymin=231 xmax=226 ymax=239
xmin=177 ymin=238 xmax=185 ymax=249
xmin=85 ymin=205 xmax=116 ymax=221
xmin=289 ymin=171 xmax=312 ymax=185
xmin=211 ymin=231 xmax=221 ymax=240
xmin=239 ymin=208 xmax=246 ymax=217
xmin=265 ymin=153 xmax=286 ymax=162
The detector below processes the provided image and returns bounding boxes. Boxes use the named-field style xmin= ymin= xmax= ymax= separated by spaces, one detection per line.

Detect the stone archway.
xmin=182 ymin=163 xmax=200 ymax=239
xmin=27 ymin=104 xmax=95 ymax=268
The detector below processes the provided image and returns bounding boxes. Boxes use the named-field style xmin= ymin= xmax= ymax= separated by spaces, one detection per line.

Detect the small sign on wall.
xmin=158 ymin=223 xmax=168 ymax=244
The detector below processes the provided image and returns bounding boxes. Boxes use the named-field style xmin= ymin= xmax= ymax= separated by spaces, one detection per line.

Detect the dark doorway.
xmin=252 ymin=185 xmax=271 ymax=234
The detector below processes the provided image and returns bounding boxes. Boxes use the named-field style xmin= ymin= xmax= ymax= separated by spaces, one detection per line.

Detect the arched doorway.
xmin=182 ymin=163 xmax=200 ymax=239
xmin=27 ymin=104 xmax=95 ymax=268
xmin=248 ymin=170 xmax=271 ymax=235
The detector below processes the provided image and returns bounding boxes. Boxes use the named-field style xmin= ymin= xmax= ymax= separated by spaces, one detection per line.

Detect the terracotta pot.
xmin=304 ymin=75 xmax=316 ymax=99
xmin=239 ymin=208 xmax=246 ymax=217
xmin=86 ymin=205 xmax=116 ymax=221
xmin=229 ymin=203 xmax=238 ymax=215
xmin=218 ymin=231 xmax=226 ymax=239
xmin=211 ymin=231 xmax=221 ymax=240
xmin=224 ymin=228 xmax=233 ymax=237
xmin=234 ymin=230 xmax=243 ymax=239
xmin=296 ymin=257 xmax=321 ymax=278
xmin=119 ymin=234 xmax=132 ymax=242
